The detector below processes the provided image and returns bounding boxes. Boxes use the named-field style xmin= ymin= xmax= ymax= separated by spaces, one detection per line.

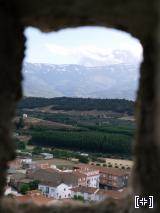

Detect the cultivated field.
xmin=33 ymin=158 xmax=75 ymax=169
xmin=103 ymin=158 xmax=133 ymax=168
xmin=15 ymin=116 xmax=77 ymax=130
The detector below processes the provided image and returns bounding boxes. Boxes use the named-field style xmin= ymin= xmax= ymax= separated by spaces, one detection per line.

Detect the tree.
xmin=20 ymin=184 xmax=30 ymax=194
xmin=32 ymin=146 xmax=42 ymax=155
xmin=29 ymin=180 xmax=39 ymax=190
xmin=16 ymin=140 xmax=26 ymax=150
xmin=78 ymin=155 xmax=89 ymax=163
xmin=73 ymin=195 xmax=84 ymax=201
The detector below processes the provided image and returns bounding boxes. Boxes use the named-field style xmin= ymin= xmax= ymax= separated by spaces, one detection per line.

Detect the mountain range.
xmin=22 ymin=51 xmax=140 ymax=100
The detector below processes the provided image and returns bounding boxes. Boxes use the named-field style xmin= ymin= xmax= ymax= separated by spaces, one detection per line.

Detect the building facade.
xmin=39 ymin=183 xmax=72 ymax=199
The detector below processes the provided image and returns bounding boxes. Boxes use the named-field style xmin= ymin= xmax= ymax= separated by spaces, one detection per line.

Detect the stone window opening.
xmin=6 ymin=25 xmax=140 ymax=207
xmin=17 ymin=23 xmax=141 ymax=205
xmin=0 ymin=1 xmax=159 ymax=213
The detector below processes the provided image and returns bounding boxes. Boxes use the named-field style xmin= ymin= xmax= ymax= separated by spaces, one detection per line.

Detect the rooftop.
xmin=96 ymin=188 xmax=129 ymax=200
xmin=15 ymin=194 xmax=54 ymax=205
xmin=29 ymin=169 xmax=86 ymax=187
xmin=74 ymin=164 xmax=129 ymax=176
xmin=71 ymin=186 xmax=98 ymax=194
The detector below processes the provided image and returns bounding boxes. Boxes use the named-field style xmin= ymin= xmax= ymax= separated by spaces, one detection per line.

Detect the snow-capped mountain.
xmin=22 ymin=60 xmax=140 ymax=100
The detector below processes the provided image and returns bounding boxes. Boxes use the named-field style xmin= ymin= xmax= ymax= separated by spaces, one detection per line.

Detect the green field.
xmin=15 ymin=97 xmax=135 ymax=160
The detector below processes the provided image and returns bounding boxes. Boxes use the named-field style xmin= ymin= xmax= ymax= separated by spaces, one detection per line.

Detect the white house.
xmin=38 ymin=183 xmax=72 ymax=199
xmin=22 ymin=114 xmax=28 ymax=118
xmin=4 ymin=186 xmax=20 ymax=196
xmin=21 ymin=158 xmax=32 ymax=164
xmin=80 ymin=153 xmax=89 ymax=157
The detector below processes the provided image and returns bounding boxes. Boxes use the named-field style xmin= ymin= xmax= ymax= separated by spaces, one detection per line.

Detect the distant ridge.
xmin=18 ymin=97 xmax=134 ymax=115
xmin=22 ymin=61 xmax=139 ymax=100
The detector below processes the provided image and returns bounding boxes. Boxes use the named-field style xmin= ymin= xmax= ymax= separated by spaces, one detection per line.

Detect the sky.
xmin=24 ymin=26 xmax=143 ymax=66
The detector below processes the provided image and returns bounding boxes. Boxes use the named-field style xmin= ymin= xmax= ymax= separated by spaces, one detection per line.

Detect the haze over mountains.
xmin=23 ymin=50 xmax=140 ymax=100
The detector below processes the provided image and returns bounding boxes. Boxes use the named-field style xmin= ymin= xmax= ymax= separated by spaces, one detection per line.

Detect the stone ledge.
xmin=0 ymin=197 xmax=131 ymax=213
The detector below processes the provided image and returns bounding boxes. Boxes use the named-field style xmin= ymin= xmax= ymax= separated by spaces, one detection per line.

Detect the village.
xmin=5 ymin=154 xmax=131 ymax=205
xmin=8 ymin=104 xmax=134 ymax=205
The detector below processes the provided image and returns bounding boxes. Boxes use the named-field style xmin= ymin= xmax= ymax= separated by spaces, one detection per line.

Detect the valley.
xmin=15 ymin=97 xmax=135 ymax=161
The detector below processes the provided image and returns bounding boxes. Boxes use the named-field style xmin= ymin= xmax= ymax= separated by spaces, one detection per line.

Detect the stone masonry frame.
xmin=0 ymin=0 xmax=160 ymax=212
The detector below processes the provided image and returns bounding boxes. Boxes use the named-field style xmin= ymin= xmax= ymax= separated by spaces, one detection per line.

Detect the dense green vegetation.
xmin=17 ymin=109 xmax=135 ymax=131
xmin=73 ymin=195 xmax=84 ymax=201
xmin=14 ymin=139 xmax=26 ymax=150
xmin=19 ymin=180 xmax=39 ymax=194
xmin=28 ymin=127 xmax=132 ymax=156
xmin=17 ymin=97 xmax=134 ymax=115
xmin=16 ymin=97 xmax=135 ymax=159
xmin=14 ymin=117 xmax=25 ymax=130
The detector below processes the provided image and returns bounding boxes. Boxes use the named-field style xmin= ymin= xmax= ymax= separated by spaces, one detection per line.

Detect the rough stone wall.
xmin=0 ymin=2 xmax=24 ymax=197
xmin=0 ymin=197 xmax=132 ymax=213
xmin=0 ymin=0 xmax=159 ymax=212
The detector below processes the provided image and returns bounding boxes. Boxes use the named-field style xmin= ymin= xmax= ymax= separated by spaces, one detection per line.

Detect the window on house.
xmin=46 ymin=187 xmax=49 ymax=193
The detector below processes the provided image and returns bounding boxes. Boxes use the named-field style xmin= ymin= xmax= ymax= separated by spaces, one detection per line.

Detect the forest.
xmin=17 ymin=97 xmax=134 ymax=115
xmin=27 ymin=126 xmax=132 ymax=157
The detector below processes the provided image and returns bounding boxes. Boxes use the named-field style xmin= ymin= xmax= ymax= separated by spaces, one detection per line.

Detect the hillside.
xmin=17 ymin=97 xmax=134 ymax=115
xmin=14 ymin=116 xmax=77 ymax=130
xmin=16 ymin=97 xmax=135 ymax=159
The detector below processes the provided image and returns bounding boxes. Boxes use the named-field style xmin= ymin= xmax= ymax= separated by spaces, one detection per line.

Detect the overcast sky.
xmin=24 ymin=26 xmax=143 ymax=66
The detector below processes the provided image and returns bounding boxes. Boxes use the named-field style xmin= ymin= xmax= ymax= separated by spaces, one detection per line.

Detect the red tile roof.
xmin=71 ymin=186 xmax=98 ymax=194
xmin=96 ymin=188 xmax=129 ymax=200
xmin=74 ymin=164 xmax=129 ymax=176
xmin=8 ymin=159 xmax=22 ymax=170
xmin=27 ymin=190 xmax=42 ymax=196
xmin=71 ymin=171 xmax=87 ymax=178
xmin=16 ymin=194 xmax=54 ymax=205
xmin=45 ymin=168 xmax=59 ymax=173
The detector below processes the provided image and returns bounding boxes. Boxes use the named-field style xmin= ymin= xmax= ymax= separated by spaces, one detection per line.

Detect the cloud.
xmin=46 ymin=44 xmax=72 ymax=56
xmin=45 ymin=42 xmax=143 ymax=67
xmin=118 ymin=42 xmax=143 ymax=60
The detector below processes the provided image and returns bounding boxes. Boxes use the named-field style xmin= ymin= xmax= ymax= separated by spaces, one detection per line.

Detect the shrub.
xmin=78 ymin=155 xmax=89 ymax=163
xmin=73 ymin=195 xmax=84 ymax=201
xmin=19 ymin=184 xmax=30 ymax=194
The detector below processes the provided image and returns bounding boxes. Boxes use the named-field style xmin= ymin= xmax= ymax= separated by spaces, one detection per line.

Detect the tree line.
xmin=17 ymin=97 xmax=134 ymax=115
xmin=29 ymin=130 xmax=132 ymax=156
